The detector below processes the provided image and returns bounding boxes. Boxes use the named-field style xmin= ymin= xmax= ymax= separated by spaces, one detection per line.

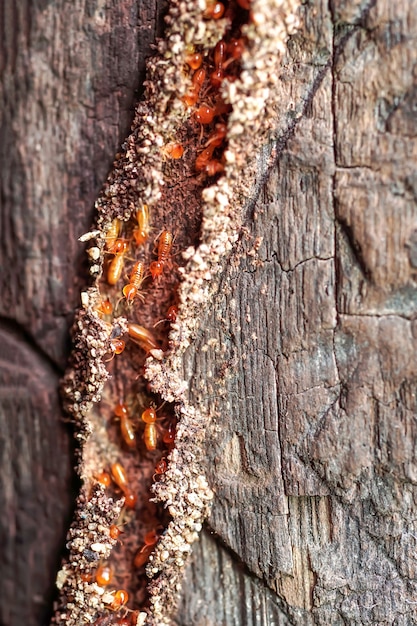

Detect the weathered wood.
xmin=2 ymin=0 xmax=417 ymax=624
xmin=0 ymin=1 xmax=158 ymax=624
xmin=176 ymin=0 xmax=417 ymax=623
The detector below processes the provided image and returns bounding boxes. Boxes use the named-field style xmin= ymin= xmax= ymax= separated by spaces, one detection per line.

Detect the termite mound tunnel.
xmin=53 ymin=0 xmax=300 ymax=624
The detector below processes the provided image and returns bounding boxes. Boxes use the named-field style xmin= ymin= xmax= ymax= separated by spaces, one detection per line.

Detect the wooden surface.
xmin=0 ymin=1 xmax=158 ymax=624
xmin=1 ymin=0 xmax=417 ymax=625
xmin=176 ymin=0 xmax=417 ymax=623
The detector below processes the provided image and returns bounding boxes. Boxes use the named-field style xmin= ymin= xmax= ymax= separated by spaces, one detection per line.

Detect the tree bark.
xmin=176 ymin=0 xmax=417 ymax=623
xmin=0 ymin=1 xmax=158 ymax=624
xmin=1 ymin=0 xmax=417 ymax=625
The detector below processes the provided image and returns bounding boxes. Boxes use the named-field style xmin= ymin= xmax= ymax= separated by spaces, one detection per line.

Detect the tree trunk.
xmin=1 ymin=0 xmax=417 ymax=625
xmin=0 ymin=2 xmax=158 ymax=624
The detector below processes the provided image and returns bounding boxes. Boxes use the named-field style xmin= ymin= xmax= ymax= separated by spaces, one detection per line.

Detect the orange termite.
xmin=205 ymin=159 xmax=224 ymax=177
xmin=141 ymin=407 xmax=158 ymax=451
xmin=128 ymin=323 xmax=159 ymax=352
xmin=95 ymin=564 xmax=113 ymax=587
xmin=111 ymin=462 xmax=129 ymax=492
xmin=210 ymin=40 xmax=226 ymax=87
xmin=122 ymin=261 xmax=146 ymax=304
xmin=107 ymin=238 xmax=129 ymax=255
xmin=109 ymin=524 xmax=124 ymax=541
xmin=149 ymin=230 xmax=173 ymax=280
xmin=133 ymin=530 xmax=160 ymax=568
xmin=133 ymin=543 xmax=154 ymax=569
xmin=205 ymin=122 xmax=227 ymax=148
xmin=123 ymin=492 xmax=137 ymax=509
xmin=133 ymin=204 xmax=150 ymax=246
xmin=106 ymin=589 xmax=129 ymax=611
xmin=142 ymin=407 xmax=157 ymax=423
xmin=109 ymin=338 xmax=125 ymax=357
xmin=203 ymin=0 xmax=225 ymax=19
xmin=114 ymin=403 xmax=136 ymax=449
xmin=185 ymin=52 xmax=202 ymax=70
xmin=161 ymin=142 xmax=184 ymax=159
xmin=163 ymin=422 xmax=176 ymax=448
xmin=154 ymin=457 xmax=167 ymax=478
xmin=107 ymin=246 xmax=128 ymax=286
xmin=153 ymin=304 xmax=179 ymax=328
xmin=166 ymin=305 xmax=178 ymax=322
xmin=143 ymin=423 xmax=158 ymax=451
xmin=95 ymin=471 xmax=112 ymax=488
xmin=227 ymin=37 xmax=245 ymax=62
xmin=183 ymin=68 xmax=206 ymax=107
xmin=195 ymin=146 xmax=215 ymax=171
xmin=110 ymin=462 xmax=137 ymax=509
xmin=95 ymin=297 xmax=113 ymax=317
xmin=193 ymin=103 xmax=215 ymax=125
xmin=105 ymin=218 xmax=121 ymax=250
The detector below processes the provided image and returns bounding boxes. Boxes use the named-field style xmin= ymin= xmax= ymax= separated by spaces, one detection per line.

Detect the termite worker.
xmin=161 ymin=142 xmax=184 ymax=159
xmin=133 ymin=529 xmax=160 ymax=568
xmin=128 ymin=323 xmax=159 ymax=352
xmin=105 ymin=218 xmax=121 ymax=251
xmin=140 ymin=407 xmax=158 ymax=451
xmin=104 ymin=589 xmax=129 ymax=611
xmin=149 ymin=230 xmax=174 ymax=280
xmin=114 ymin=403 xmax=136 ymax=449
xmin=153 ymin=304 xmax=179 ymax=327
xmin=132 ymin=204 xmax=150 ymax=246
xmin=122 ymin=260 xmax=146 ymax=304
xmin=203 ymin=0 xmax=225 ymax=19
xmin=107 ymin=243 xmax=129 ymax=286
xmin=110 ymin=462 xmax=137 ymax=509
xmin=95 ymin=564 xmax=113 ymax=587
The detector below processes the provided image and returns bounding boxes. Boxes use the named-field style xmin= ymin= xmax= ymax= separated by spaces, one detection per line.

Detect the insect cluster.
xmin=55 ymin=0 xmax=300 ymax=623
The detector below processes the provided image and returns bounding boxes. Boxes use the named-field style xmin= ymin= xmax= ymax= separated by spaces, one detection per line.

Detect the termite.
xmin=153 ymin=304 xmax=179 ymax=327
xmin=149 ymin=230 xmax=173 ymax=280
xmin=104 ymin=589 xmax=129 ymax=611
xmin=162 ymin=422 xmax=176 ymax=449
xmin=95 ymin=297 xmax=113 ymax=317
xmin=161 ymin=142 xmax=184 ymax=159
xmin=109 ymin=524 xmax=124 ymax=541
xmin=109 ymin=338 xmax=126 ymax=357
xmin=205 ymin=122 xmax=227 ymax=148
xmin=107 ymin=238 xmax=129 ymax=255
xmin=184 ymin=46 xmax=203 ymax=70
xmin=128 ymin=323 xmax=159 ymax=353
xmin=122 ymin=260 xmax=146 ymax=304
xmin=141 ymin=407 xmax=158 ymax=451
xmin=183 ymin=68 xmax=206 ymax=107
xmin=114 ymin=403 xmax=136 ymax=449
xmin=110 ymin=462 xmax=137 ymax=509
xmin=193 ymin=103 xmax=216 ymax=125
xmin=95 ymin=471 xmax=112 ymax=488
xmin=132 ymin=204 xmax=150 ymax=246
xmin=105 ymin=218 xmax=121 ymax=251
xmin=133 ymin=529 xmax=160 ymax=568
xmin=107 ymin=245 xmax=129 ymax=286
xmin=210 ymin=40 xmax=226 ymax=87
xmin=153 ymin=457 xmax=167 ymax=479
xmin=203 ymin=0 xmax=225 ymax=19
xmin=226 ymin=37 xmax=245 ymax=63
xmin=95 ymin=564 xmax=113 ymax=587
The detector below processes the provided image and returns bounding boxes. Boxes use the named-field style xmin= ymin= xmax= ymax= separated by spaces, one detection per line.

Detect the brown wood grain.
xmin=2 ymin=0 xmax=417 ymax=624
xmin=176 ymin=0 xmax=417 ymax=623
xmin=0 ymin=1 xmax=158 ymax=624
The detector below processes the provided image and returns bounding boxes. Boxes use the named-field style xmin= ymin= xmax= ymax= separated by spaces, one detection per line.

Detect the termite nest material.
xmin=54 ymin=0 xmax=300 ymax=624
